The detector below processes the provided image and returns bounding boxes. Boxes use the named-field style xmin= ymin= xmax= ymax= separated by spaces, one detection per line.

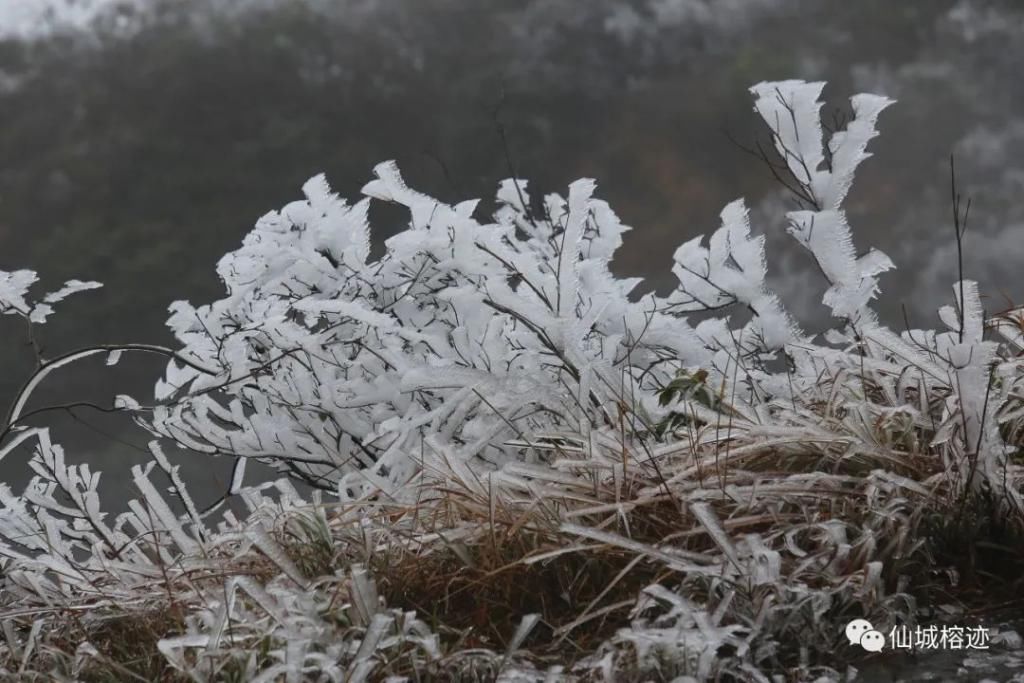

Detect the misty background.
xmin=0 ymin=0 xmax=1022 ymax=505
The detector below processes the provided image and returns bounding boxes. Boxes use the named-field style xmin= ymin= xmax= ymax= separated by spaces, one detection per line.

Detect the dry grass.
xmin=2 ymin=359 xmax=1023 ymax=681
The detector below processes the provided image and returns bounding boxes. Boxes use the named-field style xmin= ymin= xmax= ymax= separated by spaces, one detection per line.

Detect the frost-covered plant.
xmin=144 ymin=79 xmax=1023 ymax=519
xmin=146 ymin=166 xmax=731 ymax=499
xmin=0 ymin=79 xmax=1023 ymax=682
xmin=0 ymin=271 xmax=101 ymax=327
xmin=140 ymin=86 xmax=813 ymax=500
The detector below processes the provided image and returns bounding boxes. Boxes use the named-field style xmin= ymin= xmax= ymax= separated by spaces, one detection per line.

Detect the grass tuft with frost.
xmin=3 ymin=389 xmax=1022 ymax=680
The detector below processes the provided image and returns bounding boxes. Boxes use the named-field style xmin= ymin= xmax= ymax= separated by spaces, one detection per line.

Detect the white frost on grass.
xmin=0 ymin=78 xmax=1021 ymax=681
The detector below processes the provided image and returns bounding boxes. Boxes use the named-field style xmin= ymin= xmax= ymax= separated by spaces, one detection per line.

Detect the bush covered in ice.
xmin=0 ymin=80 xmax=1021 ymax=681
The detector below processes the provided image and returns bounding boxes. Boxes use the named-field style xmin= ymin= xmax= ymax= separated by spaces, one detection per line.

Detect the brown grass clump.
xmin=18 ymin=606 xmax=189 ymax=682
xmin=377 ymin=511 xmax=669 ymax=658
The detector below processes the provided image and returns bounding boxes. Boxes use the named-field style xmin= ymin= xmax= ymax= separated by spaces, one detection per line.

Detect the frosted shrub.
xmin=0 ymin=79 xmax=1021 ymax=681
xmin=145 ymin=80 xmax=1021 ymax=513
